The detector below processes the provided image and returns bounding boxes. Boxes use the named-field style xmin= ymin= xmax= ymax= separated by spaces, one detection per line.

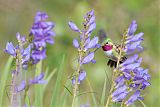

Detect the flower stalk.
xmin=69 ymin=9 xmax=99 ymax=107
xmin=105 ymin=20 xmax=150 ymax=107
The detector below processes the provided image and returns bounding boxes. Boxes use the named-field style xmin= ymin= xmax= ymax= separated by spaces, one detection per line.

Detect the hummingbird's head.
xmin=102 ymin=38 xmax=113 ymax=51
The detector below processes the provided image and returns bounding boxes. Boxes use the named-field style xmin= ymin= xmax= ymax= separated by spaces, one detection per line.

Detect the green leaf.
xmin=0 ymin=56 xmax=13 ymax=106
xmin=50 ymin=55 xmax=65 ymax=107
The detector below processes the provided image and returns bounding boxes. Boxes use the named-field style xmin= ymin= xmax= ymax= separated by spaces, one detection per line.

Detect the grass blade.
xmin=43 ymin=68 xmax=57 ymax=92
xmin=100 ymin=78 xmax=107 ymax=107
xmin=34 ymin=61 xmax=43 ymax=107
xmin=87 ymin=78 xmax=98 ymax=107
xmin=50 ymin=55 xmax=65 ymax=107
xmin=0 ymin=56 xmax=13 ymax=106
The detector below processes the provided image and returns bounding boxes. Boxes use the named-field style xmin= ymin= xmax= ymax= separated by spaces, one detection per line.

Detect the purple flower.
xmin=85 ymin=36 xmax=99 ymax=49
xmin=69 ymin=9 xmax=99 ymax=85
xmin=73 ymin=38 xmax=79 ymax=48
xmin=31 ymin=49 xmax=46 ymax=64
xmin=112 ymin=85 xmax=128 ymax=97
xmin=80 ymin=103 xmax=90 ymax=107
xmin=29 ymin=72 xmax=47 ymax=85
xmin=128 ymin=20 xmax=137 ymax=36
xmin=72 ymin=71 xmax=86 ymax=85
xmin=4 ymin=42 xmax=16 ymax=57
xmin=112 ymin=91 xmax=128 ymax=102
xmin=16 ymin=81 xmax=26 ymax=92
xmin=4 ymin=34 xmax=31 ymax=68
xmin=68 ymin=21 xmax=81 ymax=33
xmin=16 ymin=32 xmax=26 ymax=44
xmin=81 ymin=52 xmax=95 ymax=64
xmin=125 ymin=90 xmax=141 ymax=106
xmin=30 ymin=11 xmax=55 ymax=64
xmin=111 ymin=20 xmax=150 ymax=105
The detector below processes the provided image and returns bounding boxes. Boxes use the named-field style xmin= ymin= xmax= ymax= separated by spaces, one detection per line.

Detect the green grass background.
xmin=0 ymin=0 xmax=159 ymax=107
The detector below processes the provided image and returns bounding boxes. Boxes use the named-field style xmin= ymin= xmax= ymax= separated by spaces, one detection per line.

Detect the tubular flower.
xmin=4 ymin=33 xmax=31 ymax=68
xmin=68 ymin=9 xmax=100 ymax=84
xmin=29 ymin=72 xmax=47 ymax=85
xmin=30 ymin=11 xmax=55 ymax=64
xmin=111 ymin=20 xmax=150 ymax=106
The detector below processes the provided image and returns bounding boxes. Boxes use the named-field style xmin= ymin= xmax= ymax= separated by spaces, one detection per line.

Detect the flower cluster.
xmin=30 ymin=11 xmax=55 ymax=64
xmin=4 ymin=11 xmax=52 ymax=97
xmin=17 ymin=72 xmax=46 ymax=92
xmin=5 ymin=33 xmax=31 ymax=69
xmin=111 ymin=20 xmax=150 ymax=106
xmin=68 ymin=9 xmax=100 ymax=84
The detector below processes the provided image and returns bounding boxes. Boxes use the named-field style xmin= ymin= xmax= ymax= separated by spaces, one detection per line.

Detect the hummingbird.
xmin=98 ymin=29 xmax=127 ymax=68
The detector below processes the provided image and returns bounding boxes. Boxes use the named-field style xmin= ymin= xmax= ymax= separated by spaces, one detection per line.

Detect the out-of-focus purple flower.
xmin=111 ymin=20 xmax=150 ymax=106
xmin=30 ymin=11 xmax=55 ymax=64
xmin=4 ymin=34 xmax=31 ymax=68
xmin=72 ymin=71 xmax=86 ymax=85
xmin=29 ymin=72 xmax=47 ymax=85
xmin=4 ymin=42 xmax=16 ymax=57
xmin=16 ymin=32 xmax=26 ymax=44
xmin=31 ymin=49 xmax=46 ymax=64
xmin=16 ymin=81 xmax=26 ymax=92
xmin=80 ymin=103 xmax=90 ymax=107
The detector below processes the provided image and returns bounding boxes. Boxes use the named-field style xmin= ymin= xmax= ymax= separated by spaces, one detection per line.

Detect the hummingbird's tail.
xmin=107 ymin=56 xmax=127 ymax=68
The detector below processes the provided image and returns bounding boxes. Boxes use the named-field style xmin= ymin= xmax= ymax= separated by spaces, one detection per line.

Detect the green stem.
xmin=71 ymin=51 xmax=82 ymax=107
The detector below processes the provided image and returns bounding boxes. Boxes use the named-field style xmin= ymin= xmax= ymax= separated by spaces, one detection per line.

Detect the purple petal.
xmin=125 ymin=90 xmax=141 ymax=106
xmin=73 ymin=39 xmax=79 ymax=48
xmin=91 ymin=60 xmax=96 ymax=64
xmin=112 ymin=85 xmax=127 ymax=97
xmin=86 ymin=22 xmax=96 ymax=35
xmin=68 ymin=21 xmax=81 ymax=33
xmin=121 ymin=54 xmax=139 ymax=66
xmin=85 ymin=36 xmax=98 ymax=49
xmin=127 ymin=32 xmax=144 ymax=43
xmin=78 ymin=71 xmax=86 ymax=81
xmin=115 ymin=77 xmax=125 ymax=88
xmin=127 ymin=40 xmax=142 ymax=50
xmin=87 ymin=9 xmax=94 ymax=16
xmin=128 ymin=20 xmax=137 ymax=36
xmin=17 ymin=81 xmax=26 ymax=92
xmin=81 ymin=52 xmax=94 ymax=64
xmin=88 ymin=15 xmax=95 ymax=25
xmin=112 ymin=92 xmax=128 ymax=102
xmin=120 ymin=62 xmax=140 ymax=71
xmin=5 ymin=42 xmax=16 ymax=56
xmin=32 ymin=49 xmax=46 ymax=60
xmin=72 ymin=77 xmax=76 ymax=85
xmin=29 ymin=72 xmax=46 ymax=84
xmin=35 ymin=11 xmax=48 ymax=23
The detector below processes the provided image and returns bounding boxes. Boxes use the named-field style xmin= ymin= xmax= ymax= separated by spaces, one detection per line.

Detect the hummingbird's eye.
xmin=106 ymin=42 xmax=108 ymax=44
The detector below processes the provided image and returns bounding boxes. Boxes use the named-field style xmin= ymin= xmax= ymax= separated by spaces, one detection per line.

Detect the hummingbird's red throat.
xmin=102 ymin=44 xmax=113 ymax=51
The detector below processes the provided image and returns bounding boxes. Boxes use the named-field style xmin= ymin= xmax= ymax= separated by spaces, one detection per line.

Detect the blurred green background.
xmin=0 ymin=0 xmax=159 ymax=107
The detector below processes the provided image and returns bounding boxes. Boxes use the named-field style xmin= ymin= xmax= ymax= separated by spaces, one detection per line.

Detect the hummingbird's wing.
xmin=107 ymin=44 xmax=127 ymax=68
xmin=98 ymin=29 xmax=107 ymax=44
